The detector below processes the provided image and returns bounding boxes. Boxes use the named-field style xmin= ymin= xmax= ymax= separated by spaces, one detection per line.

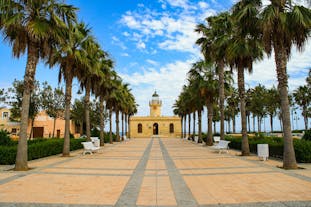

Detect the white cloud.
xmin=121 ymin=53 xmax=129 ymax=57
xmin=137 ymin=41 xmax=146 ymax=49
xmin=198 ymin=1 xmax=209 ymax=9
xmin=146 ymin=59 xmax=158 ymax=66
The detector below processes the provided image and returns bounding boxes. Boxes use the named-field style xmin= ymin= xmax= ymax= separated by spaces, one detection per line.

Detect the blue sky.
xmin=0 ymin=0 xmax=310 ymax=131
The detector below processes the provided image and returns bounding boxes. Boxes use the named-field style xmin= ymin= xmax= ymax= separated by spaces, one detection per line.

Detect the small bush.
xmin=294 ymin=139 xmax=311 ymax=163
xmin=302 ymin=130 xmax=311 ymax=141
xmin=0 ymin=130 xmax=13 ymax=146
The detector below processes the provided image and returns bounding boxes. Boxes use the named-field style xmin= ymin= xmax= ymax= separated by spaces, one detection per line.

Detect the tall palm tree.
xmin=48 ymin=23 xmax=90 ymax=156
xmin=195 ymin=12 xmax=232 ymax=141
xmin=230 ymin=0 xmax=263 ymax=155
xmin=94 ymin=59 xmax=114 ymax=146
xmin=0 ymin=0 xmax=76 ymax=170
xmin=77 ymin=39 xmax=105 ymax=141
xmin=261 ymin=0 xmax=311 ymax=169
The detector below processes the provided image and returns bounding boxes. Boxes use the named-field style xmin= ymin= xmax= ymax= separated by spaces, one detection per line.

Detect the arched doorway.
xmin=153 ymin=123 xmax=159 ymax=135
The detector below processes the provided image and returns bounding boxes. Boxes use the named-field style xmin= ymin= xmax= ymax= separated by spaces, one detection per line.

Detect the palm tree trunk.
xmin=228 ymin=120 xmax=231 ymax=133
xmin=180 ymin=115 xmax=183 ymax=138
xmin=99 ymin=96 xmax=105 ymax=146
xmin=63 ymin=69 xmax=73 ymax=157
xmin=247 ymin=114 xmax=251 ymax=132
xmin=52 ymin=118 xmax=56 ymax=138
xmin=213 ymin=121 xmax=216 ymax=134
xmin=125 ymin=114 xmax=128 ymax=137
xmin=303 ymin=106 xmax=308 ymax=130
xmin=116 ymin=110 xmax=120 ymax=142
xmin=184 ymin=116 xmax=187 ymax=138
xmin=275 ymin=45 xmax=297 ymax=169
xmin=238 ymin=66 xmax=250 ymax=156
xmin=15 ymin=42 xmax=39 ymax=171
xmin=257 ymin=116 xmax=261 ymax=133
xmin=233 ymin=116 xmax=236 ymax=133
xmin=188 ymin=113 xmax=191 ymax=138
xmin=198 ymin=110 xmax=202 ymax=142
xmin=270 ymin=114 xmax=274 ymax=133
xmin=85 ymin=80 xmax=91 ymax=141
xmin=29 ymin=118 xmax=34 ymax=139
xmin=253 ymin=115 xmax=255 ymax=132
xmin=79 ymin=122 xmax=83 ymax=135
xmin=109 ymin=108 xmax=113 ymax=143
xmin=207 ymin=101 xmax=213 ymax=146
xmin=128 ymin=115 xmax=131 ymax=138
xmin=121 ymin=112 xmax=124 ymax=141
xmin=218 ymin=60 xmax=225 ymax=140
xmin=193 ymin=112 xmax=196 ymax=136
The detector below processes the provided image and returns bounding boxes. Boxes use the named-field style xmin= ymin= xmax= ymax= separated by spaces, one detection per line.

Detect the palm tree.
xmin=195 ymin=12 xmax=233 ymax=141
xmin=261 ymin=0 xmax=311 ymax=169
xmin=48 ymin=23 xmax=91 ymax=156
xmin=293 ymin=85 xmax=310 ymax=130
xmin=265 ymin=86 xmax=280 ymax=132
xmin=94 ymin=59 xmax=114 ymax=146
xmin=0 ymin=0 xmax=76 ymax=170
xmin=77 ymin=39 xmax=105 ymax=141
xmin=230 ymin=0 xmax=263 ymax=155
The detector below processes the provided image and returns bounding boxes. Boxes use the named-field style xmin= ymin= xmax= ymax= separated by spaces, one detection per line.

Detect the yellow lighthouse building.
xmin=129 ymin=91 xmax=181 ymax=138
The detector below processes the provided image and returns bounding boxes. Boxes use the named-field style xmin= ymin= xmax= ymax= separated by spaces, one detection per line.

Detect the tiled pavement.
xmin=0 ymin=138 xmax=311 ymax=207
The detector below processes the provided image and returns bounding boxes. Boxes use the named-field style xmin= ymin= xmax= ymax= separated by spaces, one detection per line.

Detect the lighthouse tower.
xmin=149 ymin=91 xmax=162 ymax=117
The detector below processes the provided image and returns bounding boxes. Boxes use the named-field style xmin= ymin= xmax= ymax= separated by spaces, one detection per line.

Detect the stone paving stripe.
xmin=159 ymin=138 xmax=199 ymax=207
xmin=0 ymin=174 xmax=26 ymax=185
xmin=114 ymin=138 xmax=153 ymax=207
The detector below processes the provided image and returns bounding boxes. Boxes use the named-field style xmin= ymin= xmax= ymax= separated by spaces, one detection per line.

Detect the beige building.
xmin=0 ymin=107 xmax=78 ymax=139
xmin=129 ymin=92 xmax=181 ymax=138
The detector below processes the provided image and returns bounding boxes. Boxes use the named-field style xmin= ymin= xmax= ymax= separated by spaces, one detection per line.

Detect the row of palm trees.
xmin=0 ymin=0 xmax=137 ymax=171
xmin=174 ymin=0 xmax=310 ymax=169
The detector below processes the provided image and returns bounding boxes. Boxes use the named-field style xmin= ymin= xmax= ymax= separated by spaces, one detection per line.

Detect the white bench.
xmin=90 ymin=137 xmax=100 ymax=147
xmin=211 ymin=140 xmax=230 ymax=154
xmin=82 ymin=141 xmax=100 ymax=155
xmin=213 ymin=136 xmax=220 ymax=143
xmin=123 ymin=135 xmax=129 ymax=142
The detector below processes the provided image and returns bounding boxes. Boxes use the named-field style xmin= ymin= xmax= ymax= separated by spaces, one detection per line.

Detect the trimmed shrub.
xmin=294 ymin=139 xmax=311 ymax=163
xmin=0 ymin=138 xmax=86 ymax=165
xmin=0 ymin=130 xmax=13 ymax=146
xmin=225 ymin=135 xmax=311 ymax=163
xmin=302 ymin=130 xmax=311 ymax=141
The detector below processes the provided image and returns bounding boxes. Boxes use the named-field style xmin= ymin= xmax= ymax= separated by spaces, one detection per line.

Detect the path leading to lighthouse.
xmin=1 ymin=138 xmax=311 ymax=207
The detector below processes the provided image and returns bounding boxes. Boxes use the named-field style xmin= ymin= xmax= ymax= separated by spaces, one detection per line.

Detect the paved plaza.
xmin=0 ymin=137 xmax=311 ymax=207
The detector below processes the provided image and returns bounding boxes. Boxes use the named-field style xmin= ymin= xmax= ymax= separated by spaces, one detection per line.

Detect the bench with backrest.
xmin=82 ymin=141 xmax=100 ymax=155
xmin=211 ymin=140 xmax=230 ymax=154
xmin=213 ymin=136 xmax=220 ymax=143
xmin=90 ymin=137 xmax=100 ymax=147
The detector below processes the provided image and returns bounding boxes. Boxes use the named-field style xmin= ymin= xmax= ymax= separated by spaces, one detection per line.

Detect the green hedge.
xmin=225 ymin=136 xmax=311 ymax=163
xmin=0 ymin=138 xmax=86 ymax=165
